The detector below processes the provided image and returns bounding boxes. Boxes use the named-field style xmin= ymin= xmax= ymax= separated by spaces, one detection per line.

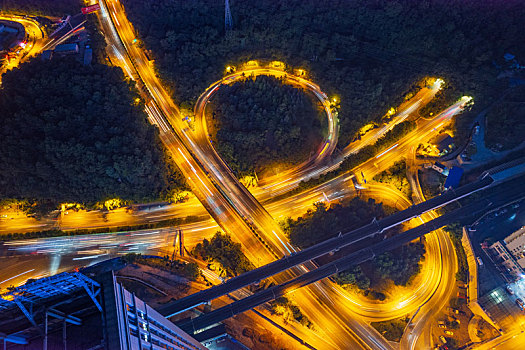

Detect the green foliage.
xmin=338 ymin=121 xmax=416 ymax=173
xmin=209 ymin=75 xmax=323 ymax=176
xmin=123 ymin=0 xmax=524 ymax=147
xmin=371 ymin=318 xmax=409 ymax=342
xmin=418 ymin=82 xmax=459 ymax=119
xmin=2 ymin=0 xmax=79 ymax=16
xmin=373 ymin=159 xmax=412 ymax=197
xmin=270 ymin=296 xmax=312 ymax=328
xmin=365 ymin=290 xmax=386 ymax=301
xmin=121 ymin=253 xmax=200 ymax=281
xmin=192 ymin=232 xmax=254 ymax=277
xmin=444 ymin=223 xmax=469 ymax=283
xmin=373 ymin=242 xmax=426 ymax=286
xmin=485 ymin=85 xmax=525 ymax=151
xmin=84 ymin=19 xmax=108 ymax=65
xmin=121 ymin=252 xmax=141 ymax=264
xmin=0 ymin=58 xmax=186 ymax=207
xmin=282 ymin=198 xmax=386 ymax=248
xmin=278 ymin=121 xmax=416 ymax=199
xmin=334 ymin=266 xmax=370 ymax=290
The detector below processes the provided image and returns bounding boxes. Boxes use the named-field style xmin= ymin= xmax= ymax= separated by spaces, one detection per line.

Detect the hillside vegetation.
xmin=124 ymin=0 xmax=524 ymax=145
xmin=0 ymin=58 xmax=186 ymax=208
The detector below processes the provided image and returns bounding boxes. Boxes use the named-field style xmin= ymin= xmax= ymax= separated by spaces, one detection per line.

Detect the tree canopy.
xmin=208 ymin=75 xmax=323 ymax=176
xmin=124 ymin=0 xmax=524 ymax=145
xmin=282 ymin=199 xmax=387 ymax=249
xmin=485 ymin=85 xmax=525 ymax=151
xmin=0 ymin=58 xmax=185 ymax=207
xmin=373 ymin=159 xmax=411 ymax=198
xmin=2 ymin=0 xmax=79 ymax=16
xmin=192 ymin=232 xmax=254 ymax=277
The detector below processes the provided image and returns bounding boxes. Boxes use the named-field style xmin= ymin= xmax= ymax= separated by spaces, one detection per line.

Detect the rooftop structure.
xmin=0 ymin=24 xmax=18 ymax=34
xmin=0 ymin=272 xmax=103 ymax=349
xmin=430 ymin=132 xmax=454 ymax=155
xmin=0 ymin=271 xmax=205 ymax=350
xmin=54 ymin=43 xmax=79 ymax=54
xmin=83 ymin=47 xmax=93 ymax=65
xmin=444 ymin=166 xmax=464 ymax=189
xmin=490 ymin=226 xmax=525 ymax=279
xmin=432 ymin=161 xmax=449 ymax=176
xmin=102 ymin=272 xmax=206 ymax=350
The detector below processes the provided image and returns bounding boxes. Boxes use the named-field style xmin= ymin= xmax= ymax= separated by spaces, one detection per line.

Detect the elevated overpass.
xmin=178 ymin=177 xmax=525 ymax=333
xmin=160 ymin=174 xmax=494 ymax=317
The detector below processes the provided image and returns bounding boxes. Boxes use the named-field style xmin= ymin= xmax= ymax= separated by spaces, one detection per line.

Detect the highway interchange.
xmin=1 ymin=2 xmax=525 ymax=349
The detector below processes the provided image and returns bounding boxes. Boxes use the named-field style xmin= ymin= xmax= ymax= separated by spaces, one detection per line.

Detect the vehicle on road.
xmin=440 ymin=335 xmax=447 ymax=344
xmin=476 ymin=256 xmax=483 ymax=266
xmin=506 ymin=285 xmax=514 ymax=295
xmin=444 ymin=330 xmax=454 ymax=336
xmin=516 ymin=298 xmax=524 ymax=310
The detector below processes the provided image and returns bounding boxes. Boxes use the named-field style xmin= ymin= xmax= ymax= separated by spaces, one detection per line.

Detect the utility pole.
xmin=171 ymin=229 xmax=178 ymax=261
xmin=179 ymin=229 xmax=184 ymax=257
xmin=171 ymin=228 xmax=184 ymax=259
xmin=225 ymin=0 xmax=233 ymax=33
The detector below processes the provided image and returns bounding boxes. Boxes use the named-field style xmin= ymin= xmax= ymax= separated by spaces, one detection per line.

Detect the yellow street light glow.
xmin=270 ymin=61 xmax=284 ymax=69
xmin=103 ymin=198 xmax=125 ymax=210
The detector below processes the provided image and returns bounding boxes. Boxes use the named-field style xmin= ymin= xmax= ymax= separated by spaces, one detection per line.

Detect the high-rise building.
xmin=490 ymin=226 xmax=525 ymax=278
xmin=105 ymin=273 xmax=206 ymax=350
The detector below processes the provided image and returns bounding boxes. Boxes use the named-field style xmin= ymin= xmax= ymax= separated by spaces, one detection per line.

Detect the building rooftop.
xmin=54 ymin=43 xmax=79 ymax=53
xmin=431 ymin=133 xmax=454 ymax=153
xmin=444 ymin=166 xmax=464 ymax=189
xmin=504 ymin=226 xmax=525 ymax=245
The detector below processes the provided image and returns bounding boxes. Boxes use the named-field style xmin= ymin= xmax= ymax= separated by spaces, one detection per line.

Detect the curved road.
xmin=1 ymin=6 xmax=477 ymax=350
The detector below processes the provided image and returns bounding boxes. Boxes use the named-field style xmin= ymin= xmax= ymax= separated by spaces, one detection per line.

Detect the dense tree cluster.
xmin=334 ymin=242 xmax=426 ymax=290
xmin=208 ymin=75 xmax=323 ymax=175
xmin=371 ymin=318 xmax=409 ymax=342
xmin=2 ymin=0 xmax=79 ymax=16
xmin=373 ymin=242 xmax=425 ymax=286
xmin=334 ymin=266 xmax=370 ymax=290
xmin=373 ymin=159 xmax=411 ymax=198
xmin=444 ymin=223 xmax=469 ymax=283
xmin=282 ymin=199 xmax=387 ymax=249
xmin=124 ymin=0 xmax=524 ymax=146
xmin=192 ymin=232 xmax=254 ymax=277
xmin=0 ymin=58 xmax=185 ymax=207
xmin=270 ymin=296 xmax=312 ymax=328
xmin=485 ymin=85 xmax=525 ymax=151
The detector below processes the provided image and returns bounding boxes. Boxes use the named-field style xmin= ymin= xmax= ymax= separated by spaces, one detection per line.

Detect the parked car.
xmin=476 ymin=257 xmax=483 ymax=266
